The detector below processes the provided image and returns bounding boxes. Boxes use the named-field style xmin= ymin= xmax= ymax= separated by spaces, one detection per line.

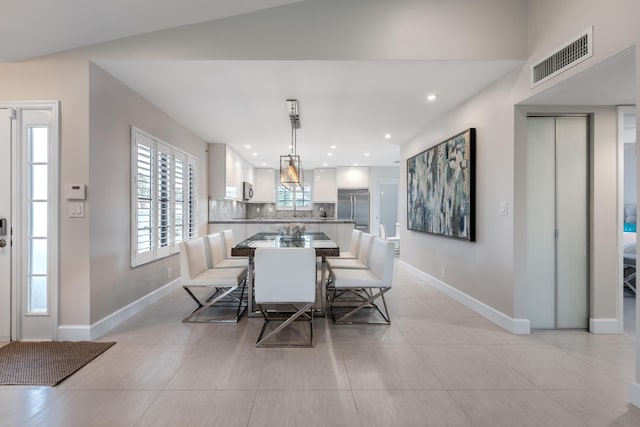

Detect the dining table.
xmin=231 ymin=231 xmax=340 ymax=316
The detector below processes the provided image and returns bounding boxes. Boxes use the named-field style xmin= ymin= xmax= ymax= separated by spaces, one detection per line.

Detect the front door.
xmin=0 ymin=109 xmax=12 ymax=341
xmin=0 ymin=103 xmax=59 ymax=341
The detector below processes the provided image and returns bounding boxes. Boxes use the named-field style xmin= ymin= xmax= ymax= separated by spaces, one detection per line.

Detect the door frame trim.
xmin=0 ymin=101 xmax=60 ymax=341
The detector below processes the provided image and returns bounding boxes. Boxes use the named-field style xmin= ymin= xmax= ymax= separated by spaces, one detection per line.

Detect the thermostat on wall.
xmin=65 ymin=184 xmax=86 ymax=200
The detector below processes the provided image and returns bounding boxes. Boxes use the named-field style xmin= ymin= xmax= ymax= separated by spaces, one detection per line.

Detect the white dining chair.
xmin=380 ymin=223 xmax=400 ymax=255
xmin=329 ymin=229 xmax=362 ymax=259
xmin=205 ymin=233 xmax=249 ymax=269
xmin=222 ymin=229 xmax=249 ymax=261
xmin=329 ymin=237 xmax=394 ymax=324
xmin=253 ymin=247 xmax=317 ymax=347
xmin=327 ymin=232 xmax=374 ymax=271
xmin=179 ymin=237 xmax=248 ymax=323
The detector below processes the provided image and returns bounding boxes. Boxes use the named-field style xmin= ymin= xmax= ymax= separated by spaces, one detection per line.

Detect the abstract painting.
xmin=407 ymin=128 xmax=475 ymax=241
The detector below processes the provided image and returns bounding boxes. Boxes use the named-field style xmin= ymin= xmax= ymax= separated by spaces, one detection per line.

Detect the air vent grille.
xmin=531 ymin=27 xmax=593 ymax=86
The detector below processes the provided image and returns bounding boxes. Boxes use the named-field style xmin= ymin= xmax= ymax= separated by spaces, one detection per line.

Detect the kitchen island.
xmin=209 ymin=218 xmax=355 ymax=249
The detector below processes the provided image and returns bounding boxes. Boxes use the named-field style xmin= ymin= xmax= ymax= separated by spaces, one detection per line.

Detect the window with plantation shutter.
xmin=131 ymin=127 xmax=198 ymax=267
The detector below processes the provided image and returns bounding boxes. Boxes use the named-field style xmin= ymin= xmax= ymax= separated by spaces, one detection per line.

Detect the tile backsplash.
xmin=209 ymin=199 xmax=335 ymax=221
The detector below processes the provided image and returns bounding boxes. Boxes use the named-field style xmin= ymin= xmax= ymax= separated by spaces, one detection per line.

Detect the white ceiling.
xmin=0 ymin=0 xmax=301 ymax=61
xmin=95 ymin=59 xmax=523 ymax=169
xmin=3 ymin=1 xmax=634 ymax=171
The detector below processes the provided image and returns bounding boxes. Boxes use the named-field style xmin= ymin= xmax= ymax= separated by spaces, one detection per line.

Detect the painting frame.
xmin=407 ymin=128 xmax=475 ymax=241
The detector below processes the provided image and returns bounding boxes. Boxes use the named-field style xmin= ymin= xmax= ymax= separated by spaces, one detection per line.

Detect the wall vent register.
xmin=531 ymin=27 xmax=593 ymax=87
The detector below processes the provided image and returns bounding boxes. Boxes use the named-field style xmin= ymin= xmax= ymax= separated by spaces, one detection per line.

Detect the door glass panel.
xmin=30 ymin=127 xmax=48 ymax=163
xmin=30 ymin=239 xmax=47 ymax=275
xmin=27 ymin=125 xmax=49 ymax=315
xmin=31 ymin=202 xmax=48 ymax=237
xmin=28 ymin=276 xmax=47 ymax=313
xmin=31 ymin=165 xmax=48 ymax=199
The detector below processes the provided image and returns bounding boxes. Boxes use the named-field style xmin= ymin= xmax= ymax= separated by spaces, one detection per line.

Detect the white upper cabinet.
xmin=313 ymin=168 xmax=336 ymax=202
xmin=253 ymin=169 xmax=276 ymax=202
xmin=208 ymin=143 xmax=255 ymax=200
xmin=336 ymin=166 xmax=369 ymax=189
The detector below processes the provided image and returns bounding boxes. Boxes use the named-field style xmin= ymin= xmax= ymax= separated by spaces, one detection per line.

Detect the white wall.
xmin=0 ymin=58 xmax=91 ymax=327
xmin=401 ymin=72 xmax=518 ymax=316
xmin=89 ymin=63 xmax=208 ymax=323
xmin=401 ymin=0 xmax=639 ymax=324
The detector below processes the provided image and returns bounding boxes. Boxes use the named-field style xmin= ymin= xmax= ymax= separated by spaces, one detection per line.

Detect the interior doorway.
xmin=619 ymin=105 xmax=637 ymax=336
xmin=374 ymin=178 xmax=399 ymax=240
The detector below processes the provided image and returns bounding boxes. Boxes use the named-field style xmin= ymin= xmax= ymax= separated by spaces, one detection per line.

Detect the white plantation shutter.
xmin=156 ymin=142 xmax=172 ymax=258
xmin=132 ymin=132 xmax=155 ymax=266
xmin=172 ymin=152 xmax=186 ymax=252
xmin=187 ymin=156 xmax=198 ymax=239
xmin=131 ymin=127 xmax=198 ymax=267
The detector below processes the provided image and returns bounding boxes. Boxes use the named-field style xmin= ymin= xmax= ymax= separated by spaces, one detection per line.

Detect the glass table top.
xmin=235 ymin=232 xmax=338 ymax=249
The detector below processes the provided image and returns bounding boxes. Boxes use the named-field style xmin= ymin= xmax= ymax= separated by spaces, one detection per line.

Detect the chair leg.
xmin=182 ymin=284 xmax=246 ymax=323
xmin=331 ymin=287 xmax=391 ymax=325
xmin=256 ymin=303 xmax=314 ymax=348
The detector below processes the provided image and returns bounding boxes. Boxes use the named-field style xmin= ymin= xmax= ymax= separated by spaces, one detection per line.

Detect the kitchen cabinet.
xmin=313 ymin=168 xmax=336 ymax=202
xmin=208 ymin=143 xmax=255 ymax=201
xmin=252 ymin=169 xmax=276 ymax=202
xmin=336 ymin=166 xmax=369 ymax=189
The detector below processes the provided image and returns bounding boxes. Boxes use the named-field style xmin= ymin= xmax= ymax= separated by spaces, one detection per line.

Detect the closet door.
xmin=555 ymin=117 xmax=588 ymax=328
xmin=526 ymin=116 xmax=588 ymax=329
xmin=526 ymin=117 xmax=557 ymax=329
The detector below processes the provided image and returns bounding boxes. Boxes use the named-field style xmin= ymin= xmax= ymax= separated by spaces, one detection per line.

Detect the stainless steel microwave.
xmin=242 ymin=182 xmax=253 ymax=201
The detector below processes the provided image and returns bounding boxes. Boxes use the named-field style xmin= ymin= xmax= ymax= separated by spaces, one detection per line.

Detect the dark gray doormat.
xmin=0 ymin=341 xmax=115 ymax=386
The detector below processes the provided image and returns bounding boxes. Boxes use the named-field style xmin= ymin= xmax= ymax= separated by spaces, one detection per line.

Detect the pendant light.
xmin=280 ymin=99 xmax=303 ymax=191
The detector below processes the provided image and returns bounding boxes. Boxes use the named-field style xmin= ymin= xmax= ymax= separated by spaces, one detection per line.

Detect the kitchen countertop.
xmin=209 ymin=218 xmax=355 ymax=224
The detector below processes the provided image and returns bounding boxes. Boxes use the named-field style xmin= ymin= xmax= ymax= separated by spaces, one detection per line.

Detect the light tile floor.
xmin=2 ymin=263 xmax=640 ymax=426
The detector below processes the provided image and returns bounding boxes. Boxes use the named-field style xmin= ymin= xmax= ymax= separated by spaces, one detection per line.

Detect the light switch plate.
xmin=69 ymin=201 xmax=85 ymax=218
xmin=499 ymin=201 xmax=508 ymax=216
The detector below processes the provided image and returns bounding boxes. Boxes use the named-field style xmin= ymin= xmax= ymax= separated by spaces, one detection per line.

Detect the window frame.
xmin=275 ymin=170 xmax=313 ymax=210
xmin=131 ymin=127 xmax=198 ymax=267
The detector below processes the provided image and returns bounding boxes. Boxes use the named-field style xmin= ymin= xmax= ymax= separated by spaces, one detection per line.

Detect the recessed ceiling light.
xmin=364 ymin=153 xmax=370 ymax=157
xmin=261 ymin=162 xmax=267 ymax=166
xmin=427 ymin=94 xmax=437 ymax=102
xmin=330 ymin=145 xmax=337 ymax=149
xmin=328 ymin=152 xmax=333 ymax=156
xmin=245 ymin=145 xmax=251 ymax=149
xmin=384 ymin=134 xmax=391 ymax=139
xmin=353 ymin=163 xmax=359 ymax=167
xmin=323 ymin=163 xmax=328 ymax=167
xmin=252 ymin=152 xmax=258 ymax=156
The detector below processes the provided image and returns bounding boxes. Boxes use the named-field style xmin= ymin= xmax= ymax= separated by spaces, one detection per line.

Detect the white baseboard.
xmin=589 ymin=318 xmax=620 ymax=334
xmin=400 ymin=261 xmax=531 ymax=335
xmin=57 ymin=325 xmax=91 ymax=341
xmin=631 ymin=382 xmax=640 ymax=408
xmin=57 ymin=279 xmax=181 ymax=341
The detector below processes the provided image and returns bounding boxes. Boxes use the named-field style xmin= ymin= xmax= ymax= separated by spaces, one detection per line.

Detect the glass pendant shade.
xmin=280 ymin=154 xmax=302 ymax=190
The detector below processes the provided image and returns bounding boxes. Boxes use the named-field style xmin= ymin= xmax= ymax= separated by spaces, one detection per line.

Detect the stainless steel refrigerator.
xmin=337 ymin=189 xmax=370 ymax=233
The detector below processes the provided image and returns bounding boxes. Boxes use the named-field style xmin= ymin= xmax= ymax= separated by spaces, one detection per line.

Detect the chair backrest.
xmin=179 ymin=238 xmax=208 ymax=281
xmin=379 ymin=224 xmax=388 ymax=239
xmin=357 ymin=233 xmax=374 ymax=265
xmin=367 ymin=237 xmax=395 ymax=287
xmin=254 ymin=247 xmax=316 ymax=304
xmin=349 ymin=229 xmax=363 ymax=256
xmin=205 ymin=233 xmax=225 ymax=268
xmin=221 ymin=229 xmax=235 ymax=258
